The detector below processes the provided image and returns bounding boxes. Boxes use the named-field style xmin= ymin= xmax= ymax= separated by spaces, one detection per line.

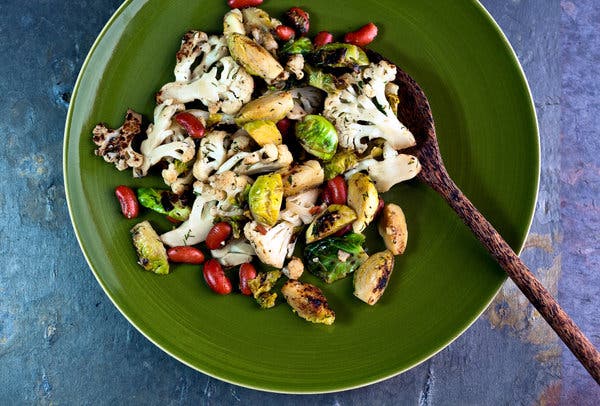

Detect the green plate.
xmin=64 ymin=0 xmax=539 ymax=393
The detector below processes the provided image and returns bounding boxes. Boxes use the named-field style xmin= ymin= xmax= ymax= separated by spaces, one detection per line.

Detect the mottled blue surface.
xmin=1 ymin=0 xmax=598 ymax=404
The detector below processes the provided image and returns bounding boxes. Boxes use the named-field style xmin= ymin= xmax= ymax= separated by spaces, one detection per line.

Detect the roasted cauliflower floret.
xmin=92 ymin=109 xmax=144 ymax=171
xmin=160 ymin=195 xmax=218 ymax=247
xmin=134 ymin=100 xmax=195 ymax=178
xmin=161 ymin=159 xmax=194 ymax=195
xmin=282 ymin=256 xmax=304 ymax=279
xmin=345 ymin=143 xmax=421 ymax=193
xmin=200 ymin=170 xmax=253 ymax=218
xmin=173 ymin=31 xmax=229 ymax=82
xmin=192 ymin=130 xmax=230 ymax=182
xmin=287 ymin=86 xmax=324 ymax=120
xmin=243 ymin=221 xmax=296 ymax=268
xmin=158 ymin=56 xmax=254 ymax=115
xmin=323 ymin=60 xmax=416 ymax=153
xmin=211 ymin=239 xmax=256 ymax=267
xmin=280 ymin=189 xmax=319 ymax=227
xmin=217 ymin=143 xmax=293 ymax=175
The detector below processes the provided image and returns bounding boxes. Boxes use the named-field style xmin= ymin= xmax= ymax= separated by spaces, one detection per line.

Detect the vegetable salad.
xmin=92 ymin=1 xmax=421 ymax=325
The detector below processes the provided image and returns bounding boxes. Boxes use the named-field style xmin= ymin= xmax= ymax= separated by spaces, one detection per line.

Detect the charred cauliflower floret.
xmin=323 ymin=60 xmax=416 ymax=153
xmin=173 ymin=31 xmax=229 ymax=83
xmin=281 ymin=280 xmax=335 ymax=325
xmin=130 ymin=221 xmax=169 ymax=275
xmin=92 ymin=109 xmax=144 ymax=171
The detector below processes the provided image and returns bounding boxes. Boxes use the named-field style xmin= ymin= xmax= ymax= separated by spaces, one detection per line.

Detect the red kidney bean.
xmin=205 ymin=222 xmax=232 ymax=250
xmin=276 ymin=118 xmax=293 ymax=137
xmin=227 ymin=0 xmax=262 ymax=8
xmin=275 ymin=25 xmax=295 ymax=41
xmin=314 ymin=31 xmax=334 ymax=47
xmin=344 ymin=22 xmax=378 ymax=47
xmin=203 ymin=259 xmax=232 ymax=295
xmin=325 ymin=176 xmax=348 ymax=205
xmin=167 ymin=246 xmax=205 ymax=264
xmin=239 ymin=263 xmax=257 ymax=296
xmin=115 ymin=185 xmax=139 ymax=219
xmin=285 ymin=7 xmax=310 ymax=36
xmin=175 ymin=112 xmax=206 ymax=139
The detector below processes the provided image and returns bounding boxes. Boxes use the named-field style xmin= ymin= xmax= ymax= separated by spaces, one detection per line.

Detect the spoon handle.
xmin=432 ymin=174 xmax=600 ymax=384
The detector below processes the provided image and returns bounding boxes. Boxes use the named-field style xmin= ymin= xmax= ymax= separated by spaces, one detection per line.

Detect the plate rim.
xmin=63 ymin=0 xmax=540 ymax=394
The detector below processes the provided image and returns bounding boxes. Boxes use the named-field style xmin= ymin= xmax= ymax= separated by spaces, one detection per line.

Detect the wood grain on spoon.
xmin=392 ymin=61 xmax=600 ymax=384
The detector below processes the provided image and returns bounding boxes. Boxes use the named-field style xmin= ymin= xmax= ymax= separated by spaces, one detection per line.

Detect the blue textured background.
xmin=1 ymin=0 xmax=599 ymax=403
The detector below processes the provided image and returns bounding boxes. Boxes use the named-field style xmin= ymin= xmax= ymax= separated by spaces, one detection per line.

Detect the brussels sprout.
xmin=227 ymin=33 xmax=284 ymax=81
xmin=295 ymin=115 xmax=338 ymax=161
xmin=305 ymin=204 xmax=357 ymax=244
xmin=306 ymin=66 xmax=341 ymax=93
xmin=323 ymin=150 xmax=358 ymax=180
xmin=310 ymin=43 xmax=369 ymax=69
xmin=305 ymin=233 xmax=368 ymax=283
xmin=248 ymin=270 xmax=282 ymax=309
xmin=281 ymin=37 xmax=314 ymax=55
xmin=248 ymin=173 xmax=284 ymax=226
xmin=346 ymin=173 xmax=379 ymax=233
xmin=130 ymin=221 xmax=169 ymax=275
xmin=378 ymin=203 xmax=408 ymax=255
xmin=235 ymin=91 xmax=294 ymax=126
xmin=279 ymin=160 xmax=324 ymax=196
xmin=242 ymin=120 xmax=282 ymax=146
xmin=281 ymin=280 xmax=335 ymax=325
xmin=353 ymin=250 xmax=395 ymax=305
xmin=137 ymin=188 xmax=191 ymax=221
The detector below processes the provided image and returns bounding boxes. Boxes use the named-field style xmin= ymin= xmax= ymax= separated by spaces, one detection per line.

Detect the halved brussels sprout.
xmin=305 ymin=65 xmax=342 ymax=93
xmin=347 ymin=172 xmax=379 ymax=233
xmin=378 ymin=203 xmax=408 ymax=255
xmin=281 ymin=37 xmax=314 ymax=55
xmin=248 ymin=173 xmax=284 ymax=226
xmin=323 ymin=150 xmax=358 ymax=180
xmin=227 ymin=33 xmax=284 ymax=81
xmin=281 ymin=280 xmax=335 ymax=325
xmin=279 ymin=160 xmax=324 ymax=196
xmin=310 ymin=43 xmax=369 ymax=69
xmin=353 ymin=250 xmax=395 ymax=305
xmin=130 ymin=221 xmax=169 ymax=275
xmin=235 ymin=91 xmax=294 ymax=125
xmin=243 ymin=120 xmax=282 ymax=146
xmin=249 ymin=270 xmax=282 ymax=309
xmin=295 ymin=114 xmax=338 ymax=161
xmin=305 ymin=204 xmax=357 ymax=244
xmin=305 ymin=232 xmax=368 ymax=283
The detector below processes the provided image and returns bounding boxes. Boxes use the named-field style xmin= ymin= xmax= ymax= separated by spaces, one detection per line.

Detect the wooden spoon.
xmin=393 ymin=64 xmax=600 ymax=383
